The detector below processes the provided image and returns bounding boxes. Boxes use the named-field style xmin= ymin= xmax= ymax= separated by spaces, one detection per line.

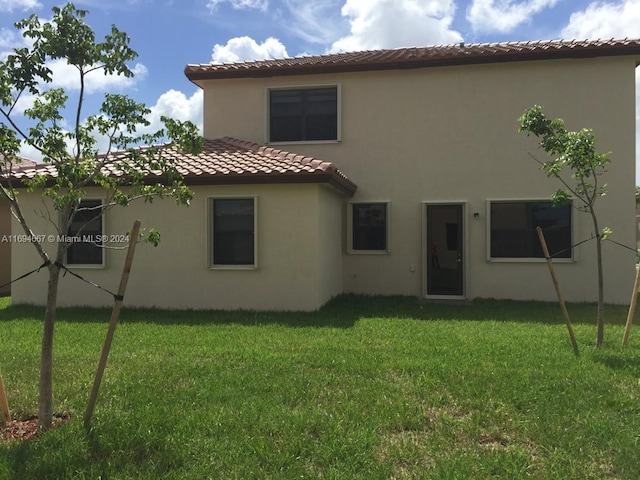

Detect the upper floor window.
xmin=66 ymin=199 xmax=104 ymax=266
xmin=489 ymin=200 xmax=572 ymax=260
xmin=269 ymin=86 xmax=339 ymax=143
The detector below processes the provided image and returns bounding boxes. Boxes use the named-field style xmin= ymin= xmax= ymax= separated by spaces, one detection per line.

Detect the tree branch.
xmin=526 ymin=150 xmax=588 ymax=205
xmin=74 ymin=66 xmax=85 ymax=164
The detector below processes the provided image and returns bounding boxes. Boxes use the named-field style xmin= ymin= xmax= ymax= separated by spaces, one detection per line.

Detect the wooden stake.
xmin=536 ymin=227 xmax=579 ymax=356
xmin=84 ymin=220 xmax=141 ymax=427
xmin=622 ymin=264 xmax=640 ymax=346
xmin=0 ymin=369 xmax=10 ymax=426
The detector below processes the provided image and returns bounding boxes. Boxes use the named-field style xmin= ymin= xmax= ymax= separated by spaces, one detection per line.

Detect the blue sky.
xmin=2 ymin=0 xmax=640 ymax=181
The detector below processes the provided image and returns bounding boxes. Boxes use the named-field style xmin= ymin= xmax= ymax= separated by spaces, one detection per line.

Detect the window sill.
xmin=209 ymin=265 xmax=258 ymax=271
xmin=65 ymin=263 xmax=106 ymax=269
xmin=267 ymin=139 xmax=341 ymax=146
xmin=488 ymin=257 xmax=574 ymax=263
xmin=347 ymin=250 xmax=390 ymax=255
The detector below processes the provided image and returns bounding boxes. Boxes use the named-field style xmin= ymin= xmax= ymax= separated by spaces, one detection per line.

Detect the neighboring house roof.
xmin=0 ymin=154 xmax=37 ymax=171
xmin=4 ymin=137 xmax=358 ymax=196
xmin=185 ymin=38 xmax=640 ymax=81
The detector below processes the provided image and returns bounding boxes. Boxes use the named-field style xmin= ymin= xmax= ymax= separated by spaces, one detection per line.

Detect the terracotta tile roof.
xmin=0 ymin=154 xmax=37 ymax=172
xmin=185 ymin=38 xmax=640 ymax=81
xmin=4 ymin=137 xmax=358 ymax=196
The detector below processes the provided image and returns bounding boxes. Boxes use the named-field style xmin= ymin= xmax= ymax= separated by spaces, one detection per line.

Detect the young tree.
xmin=518 ymin=105 xmax=610 ymax=347
xmin=0 ymin=3 xmax=201 ymax=430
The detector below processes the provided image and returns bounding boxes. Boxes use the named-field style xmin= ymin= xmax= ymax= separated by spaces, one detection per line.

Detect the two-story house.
xmin=7 ymin=39 xmax=640 ymax=310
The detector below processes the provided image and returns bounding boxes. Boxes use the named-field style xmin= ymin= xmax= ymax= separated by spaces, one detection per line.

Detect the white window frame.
xmin=64 ymin=197 xmax=106 ymax=269
xmin=265 ymin=83 xmax=342 ymax=145
xmin=486 ymin=198 xmax=577 ymax=263
xmin=208 ymin=196 xmax=258 ymax=270
xmin=347 ymin=201 xmax=391 ymax=254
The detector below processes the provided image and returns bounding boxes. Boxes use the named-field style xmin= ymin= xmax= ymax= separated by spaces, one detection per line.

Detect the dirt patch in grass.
xmin=1 ymin=413 xmax=70 ymax=442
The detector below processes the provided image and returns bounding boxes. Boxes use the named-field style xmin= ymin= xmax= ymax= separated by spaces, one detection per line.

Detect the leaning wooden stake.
xmin=0 ymin=369 xmax=10 ymax=426
xmin=536 ymin=227 xmax=579 ymax=356
xmin=622 ymin=263 xmax=640 ymax=346
xmin=84 ymin=220 xmax=141 ymax=427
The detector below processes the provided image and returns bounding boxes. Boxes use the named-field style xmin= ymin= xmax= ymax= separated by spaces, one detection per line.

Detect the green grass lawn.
xmin=1 ymin=295 xmax=640 ymax=479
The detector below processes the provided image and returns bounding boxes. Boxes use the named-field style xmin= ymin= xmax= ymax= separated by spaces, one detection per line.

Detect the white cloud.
xmin=467 ymin=0 xmax=559 ymax=34
xmin=18 ymin=89 xmax=204 ymax=160
xmin=94 ymin=89 xmax=204 ymax=152
xmin=0 ymin=28 xmax=19 ymax=50
xmin=211 ymin=36 xmax=288 ymax=63
xmin=561 ymin=0 xmax=640 ymax=39
xmin=0 ymin=57 xmax=147 ymax=121
xmin=281 ymin=0 xmax=346 ymax=45
xmin=144 ymin=89 xmax=203 ymax=135
xmin=11 ymin=91 xmax=37 ymax=116
xmin=18 ymin=141 xmax=43 ymax=162
xmin=207 ymin=0 xmax=268 ymax=11
xmin=0 ymin=26 xmax=30 ymax=61
xmin=1 ymin=25 xmax=147 ymax=94
xmin=46 ymin=59 xmax=148 ymax=94
xmin=330 ymin=0 xmax=462 ymax=53
xmin=0 ymin=0 xmax=42 ymax=12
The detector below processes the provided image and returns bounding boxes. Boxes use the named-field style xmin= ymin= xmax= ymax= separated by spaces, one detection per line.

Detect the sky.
xmin=2 ymin=0 xmax=640 ymax=181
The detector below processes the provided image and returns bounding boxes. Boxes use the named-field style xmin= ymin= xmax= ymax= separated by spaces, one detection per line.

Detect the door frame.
xmin=422 ymin=201 xmax=467 ymax=300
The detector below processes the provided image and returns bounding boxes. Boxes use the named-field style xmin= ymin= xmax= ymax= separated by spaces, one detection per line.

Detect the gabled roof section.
xmin=185 ymin=38 xmax=640 ymax=81
xmin=5 ymin=137 xmax=358 ymax=196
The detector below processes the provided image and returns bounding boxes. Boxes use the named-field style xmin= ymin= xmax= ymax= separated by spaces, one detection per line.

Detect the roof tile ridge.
xmin=285 ymin=152 xmax=312 ymax=165
xmin=283 ymin=152 xmax=337 ymax=173
xmin=273 ymin=149 xmax=290 ymax=160
xmin=261 ymin=146 xmax=276 ymax=156
xmin=219 ymin=136 xmax=264 ymax=153
xmin=229 ymin=140 xmax=291 ymax=160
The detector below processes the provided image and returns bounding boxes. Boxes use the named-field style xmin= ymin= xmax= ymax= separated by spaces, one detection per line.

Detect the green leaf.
xmin=144 ymin=228 xmax=161 ymax=247
xmin=550 ymin=189 xmax=571 ymax=207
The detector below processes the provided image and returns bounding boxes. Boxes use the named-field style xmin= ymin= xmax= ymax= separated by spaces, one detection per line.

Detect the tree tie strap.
xmin=0 ymin=260 xmax=51 ymax=291
xmin=53 ymin=261 xmax=121 ymax=302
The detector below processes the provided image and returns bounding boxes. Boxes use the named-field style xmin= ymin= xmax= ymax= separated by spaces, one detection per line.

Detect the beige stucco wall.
xmin=11 ymin=183 xmax=345 ymax=311
xmin=201 ymin=56 xmax=637 ymax=304
xmin=0 ymin=198 xmax=10 ymax=294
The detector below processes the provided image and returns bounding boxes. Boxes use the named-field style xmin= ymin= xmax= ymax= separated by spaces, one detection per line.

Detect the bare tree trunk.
xmin=37 ymin=203 xmax=72 ymax=432
xmin=6 ymin=195 xmax=61 ymax=430
xmin=37 ymin=260 xmax=61 ymax=432
xmin=595 ymin=235 xmax=605 ymax=347
xmin=591 ymin=209 xmax=605 ymax=347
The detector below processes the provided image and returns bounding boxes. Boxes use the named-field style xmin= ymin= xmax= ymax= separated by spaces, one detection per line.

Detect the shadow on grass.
xmin=591 ymin=344 xmax=640 ymax=374
xmin=0 ymin=294 xmax=636 ymax=328
xmin=1 ymin=421 xmax=181 ymax=480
